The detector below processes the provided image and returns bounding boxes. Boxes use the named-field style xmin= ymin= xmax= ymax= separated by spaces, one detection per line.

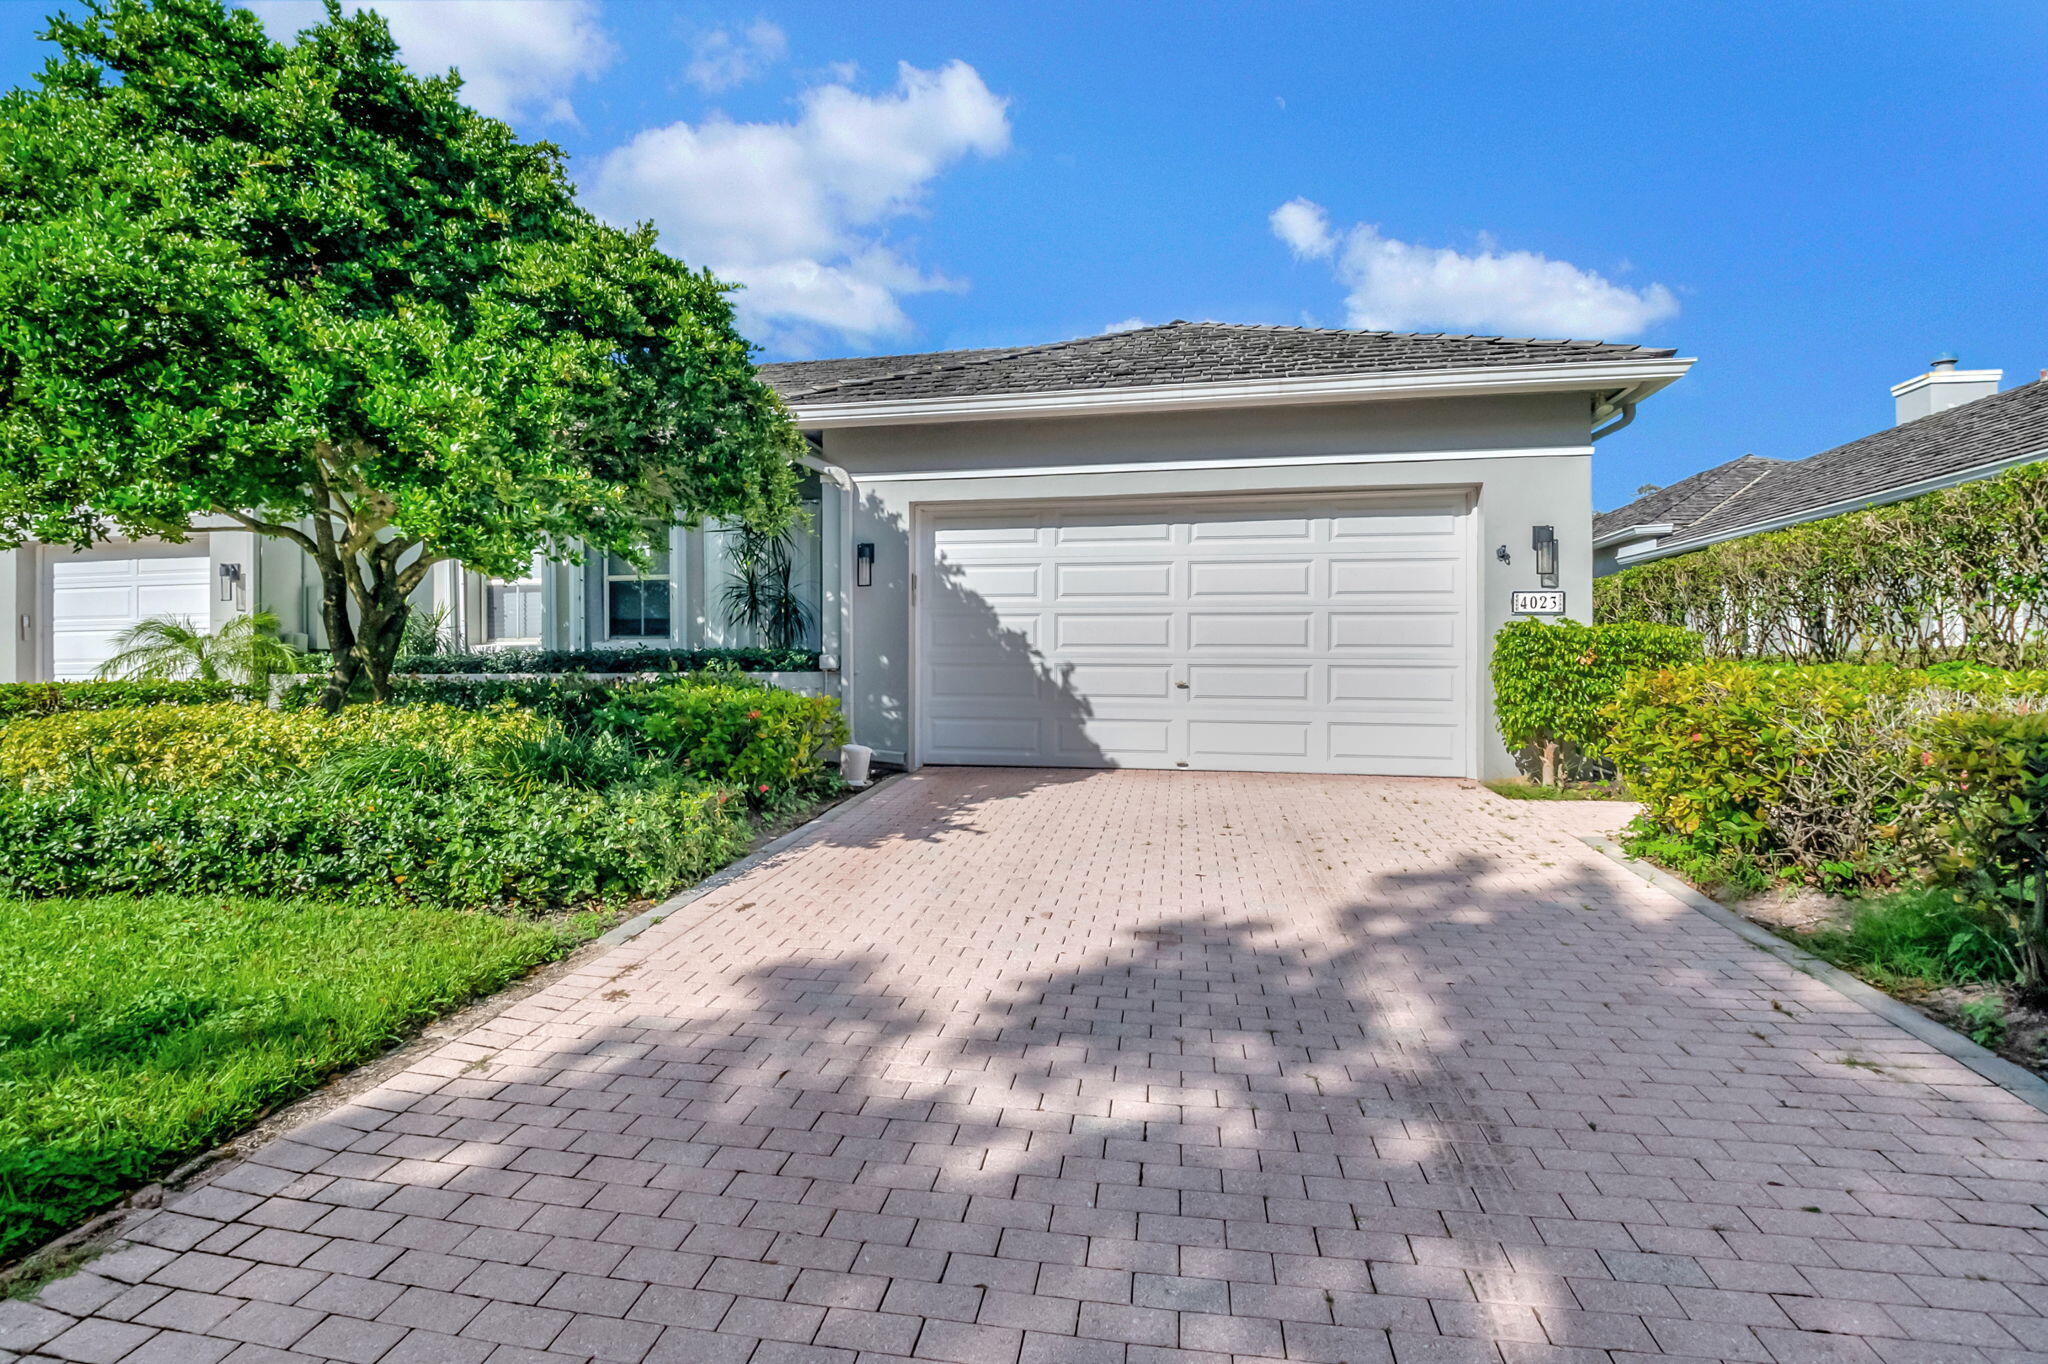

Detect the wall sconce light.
xmin=1531 ymin=525 xmax=1558 ymax=588
xmin=218 ymin=562 xmax=244 ymax=602
xmin=855 ymin=542 xmax=874 ymax=588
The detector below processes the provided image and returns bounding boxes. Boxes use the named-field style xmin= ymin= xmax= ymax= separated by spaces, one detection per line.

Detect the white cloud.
xmin=1270 ymin=197 xmax=1678 ymax=339
xmin=684 ymin=19 xmax=787 ymax=93
xmin=589 ymin=60 xmax=1011 ymax=347
xmin=1103 ymin=317 xmax=1149 ymax=334
xmin=245 ymin=0 xmax=615 ymax=124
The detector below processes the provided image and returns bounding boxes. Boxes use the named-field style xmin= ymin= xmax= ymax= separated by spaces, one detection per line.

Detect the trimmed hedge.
xmin=1490 ymin=620 xmax=1700 ymax=783
xmin=0 ymin=775 xmax=753 ymax=911
xmin=1606 ymin=661 xmax=2048 ymax=887
xmin=0 ymin=680 xmax=252 ymax=721
xmin=278 ymin=674 xmax=624 ymax=728
xmin=1595 ymin=459 xmax=2048 ymax=667
xmin=595 ymin=677 xmax=848 ymax=795
xmin=379 ymin=645 xmax=819 ymax=675
xmin=0 ymin=702 xmax=545 ymax=789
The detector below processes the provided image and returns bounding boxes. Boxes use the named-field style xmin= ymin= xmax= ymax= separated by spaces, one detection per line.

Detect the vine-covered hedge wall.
xmin=1594 ymin=461 xmax=2048 ymax=666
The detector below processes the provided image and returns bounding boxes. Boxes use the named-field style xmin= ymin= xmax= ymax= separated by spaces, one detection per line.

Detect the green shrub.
xmin=279 ymin=674 xmax=626 ymax=729
xmin=1490 ymin=619 xmax=1701 ymax=784
xmin=1922 ymin=711 xmax=2048 ymax=989
xmin=1608 ymin=661 xmax=2048 ymax=885
xmin=0 ymin=702 xmax=549 ymax=789
xmin=0 ymin=772 xmax=752 ymax=911
xmin=597 ymin=676 xmax=848 ymax=798
xmin=0 ymin=680 xmax=252 ymax=722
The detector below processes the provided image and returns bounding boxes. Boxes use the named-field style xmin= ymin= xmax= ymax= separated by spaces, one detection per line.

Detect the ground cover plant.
xmin=0 ymin=893 xmax=590 ymax=1262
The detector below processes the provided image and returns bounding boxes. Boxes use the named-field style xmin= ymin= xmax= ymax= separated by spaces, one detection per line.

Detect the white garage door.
xmin=47 ymin=542 xmax=212 ymax=680
xmin=917 ymin=493 xmax=1473 ymax=776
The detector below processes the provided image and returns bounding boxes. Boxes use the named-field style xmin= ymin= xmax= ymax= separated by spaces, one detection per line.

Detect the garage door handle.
xmin=1175 ymin=681 xmax=1189 ymax=689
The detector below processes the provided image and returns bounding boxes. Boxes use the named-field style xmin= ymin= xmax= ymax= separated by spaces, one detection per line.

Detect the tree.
xmin=96 ymin=611 xmax=301 ymax=688
xmin=0 ymin=0 xmax=803 ymax=707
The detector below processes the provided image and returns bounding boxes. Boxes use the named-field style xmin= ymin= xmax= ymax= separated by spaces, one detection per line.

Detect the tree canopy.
xmin=0 ymin=0 xmax=804 ymax=701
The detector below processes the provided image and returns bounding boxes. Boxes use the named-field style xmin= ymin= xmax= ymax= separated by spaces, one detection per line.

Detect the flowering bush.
xmin=596 ymin=676 xmax=847 ymax=800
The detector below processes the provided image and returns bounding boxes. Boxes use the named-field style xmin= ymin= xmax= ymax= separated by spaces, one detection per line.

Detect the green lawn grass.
xmin=1795 ymin=887 xmax=2019 ymax=990
xmin=1483 ymin=778 xmax=1626 ymax=801
xmin=0 ymin=895 xmax=598 ymax=1262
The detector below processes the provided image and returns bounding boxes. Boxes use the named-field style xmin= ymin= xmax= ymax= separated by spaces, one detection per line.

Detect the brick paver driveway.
xmin=9 ymin=770 xmax=2048 ymax=1364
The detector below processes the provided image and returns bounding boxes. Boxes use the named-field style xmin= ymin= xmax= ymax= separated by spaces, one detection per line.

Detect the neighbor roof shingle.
xmin=1600 ymin=379 xmax=2048 ymax=555
xmin=760 ymin=320 xmax=1674 ymax=406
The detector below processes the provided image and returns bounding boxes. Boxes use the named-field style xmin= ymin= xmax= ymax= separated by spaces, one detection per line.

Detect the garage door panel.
xmin=949 ymin=562 xmax=1043 ymax=599
xmin=1330 ymin=663 xmax=1460 ymax=704
xmin=1055 ymin=561 xmax=1173 ymax=598
xmin=1187 ymin=664 xmax=1313 ymax=701
xmin=1331 ymin=721 xmax=1460 ymax=762
xmin=1328 ymin=611 xmax=1460 ymax=650
xmin=1329 ymin=558 xmax=1460 ymax=596
xmin=1188 ymin=559 xmax=1312 ymax=597
xmin=1189 ymin=612 xmax=1312 ymax=650
xmin=1053 ymin=613 xmax=1172 ymax=649
xmin=1190 ymin=718 xmax=1311 ymax=759
xmin=1060 ymin=664 xmax=1174 ymax=698
xmin=1053 ymin=520 xmax=1172 ymax=545
xmin=1188 ymin=514 xmax=1314 ymax=543
xmin=1059 ymin=717 xmax=1171 ymax=759
xmin=922 ymin=495 xmax=1469 ymax=776
xmin=927 ymin=609 xmax=1043 ymax=650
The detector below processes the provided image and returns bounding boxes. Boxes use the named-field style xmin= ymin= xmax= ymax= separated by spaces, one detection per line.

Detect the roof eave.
xmin=1592 ymin=522 xmax=1676 ymax=550
xmin=790 ymin=356 xmax=1695 ymax=430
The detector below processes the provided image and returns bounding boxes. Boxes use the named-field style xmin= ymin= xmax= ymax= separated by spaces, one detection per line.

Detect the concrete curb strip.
xmin=1580 ymin=832 xmax=2048 ymax=1115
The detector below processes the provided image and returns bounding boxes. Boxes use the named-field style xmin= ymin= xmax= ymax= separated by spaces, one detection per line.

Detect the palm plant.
xmin=96 ymin=611 xmax=302 ymax=687
xmin=721 ymin=526 xmax=815 ymax=651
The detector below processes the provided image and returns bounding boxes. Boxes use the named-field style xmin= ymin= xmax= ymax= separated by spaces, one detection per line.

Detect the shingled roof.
xmin=760 ymin=320 xmax=1674 ymax=405
xmin=1598 ymin=378 xmax=2048 ymax=557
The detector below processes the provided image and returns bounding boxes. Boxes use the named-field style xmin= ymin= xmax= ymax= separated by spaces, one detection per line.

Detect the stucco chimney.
xmin=1891 ymin=352 xmax=2001 ymax=424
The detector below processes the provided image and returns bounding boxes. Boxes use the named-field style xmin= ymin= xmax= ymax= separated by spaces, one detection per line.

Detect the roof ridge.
xmin=773 ymin=324 xmax=1200 ymax=401
xmin=1172 ymin=318 xmax=1657 ymax=353
xmin=1681 ymin=464 xmax=1780 ymax=530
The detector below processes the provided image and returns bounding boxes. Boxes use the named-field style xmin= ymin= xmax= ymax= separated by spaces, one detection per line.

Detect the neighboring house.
xmin=1596 ymin=355 xmax=2048 ymax=574
xmin=0 ymin=321 xmax=1691 ymax=779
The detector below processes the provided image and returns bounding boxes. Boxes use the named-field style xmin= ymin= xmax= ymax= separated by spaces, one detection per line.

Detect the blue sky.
xmin=2 ymin=1 xmax=2043 ymax=509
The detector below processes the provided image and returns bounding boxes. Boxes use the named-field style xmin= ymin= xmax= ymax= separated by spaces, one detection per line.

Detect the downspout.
xmin=1591 ymin=386 xmax=1641 ymax=441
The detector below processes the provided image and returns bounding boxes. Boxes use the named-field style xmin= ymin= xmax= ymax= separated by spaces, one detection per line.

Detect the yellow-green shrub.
xmin=1606 ymin=661 xmax=2048 ymax=885
xmin=0 ymin=702 xmax=550 ymax=789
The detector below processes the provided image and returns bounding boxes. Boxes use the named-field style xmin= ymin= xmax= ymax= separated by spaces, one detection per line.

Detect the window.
xmin=605 ymin=547 xmax=672 ymax=640
xmin=485 ymin=553 xmax=544 ymax=644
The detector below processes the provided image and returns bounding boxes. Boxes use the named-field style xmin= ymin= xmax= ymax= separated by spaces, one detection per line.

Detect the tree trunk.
xmin=1541 ymin=739 xmax=1559 ymax=788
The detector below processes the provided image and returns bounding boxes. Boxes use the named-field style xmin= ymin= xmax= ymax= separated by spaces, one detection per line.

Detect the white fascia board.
xmin=1617 ymin=445 xmax=2048 ymax=567
xmin=1591 ymin=521 xmax=1675 ymax=550
xmin=790 ymin=357 xmax=1695 ymax=430
xmin=856 ymin=444 xmax=1593 ymax=484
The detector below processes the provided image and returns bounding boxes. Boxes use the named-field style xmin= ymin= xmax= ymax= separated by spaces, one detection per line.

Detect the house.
xmin=0 ymin=321 xmax=1691 ymax=779
xmin=1595 ymin=354 xmax=2048 ymax=574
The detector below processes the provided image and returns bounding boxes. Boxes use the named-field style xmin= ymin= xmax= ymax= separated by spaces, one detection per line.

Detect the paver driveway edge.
xmin=1583 ymin=831 xmax=2048 ymax=1115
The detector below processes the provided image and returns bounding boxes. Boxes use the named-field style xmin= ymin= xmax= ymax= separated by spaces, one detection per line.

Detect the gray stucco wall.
xmin=821 ymin=392 xmax=1597 ymax=780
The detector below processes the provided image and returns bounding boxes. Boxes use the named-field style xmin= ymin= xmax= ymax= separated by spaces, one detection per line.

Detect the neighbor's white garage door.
xmin=46 ymin=542 xmax=212 ymax=680
xmin=917 ymin=493 xmax=1473 ymax=776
